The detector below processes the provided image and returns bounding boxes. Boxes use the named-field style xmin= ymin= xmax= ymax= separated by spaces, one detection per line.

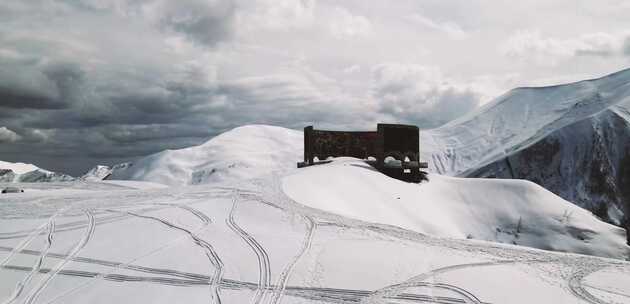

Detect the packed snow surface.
xmin=283 ymin=158 xmax=629 ymax=259
xmin=0 ymin=176 xmax=629 ymax=304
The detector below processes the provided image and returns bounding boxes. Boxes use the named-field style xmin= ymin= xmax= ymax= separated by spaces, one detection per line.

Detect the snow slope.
xmin=107 ymin=125 xmax=302 ymax=186
xmin=0 ymin=160 xmax=74 ymax=183
xmin=283 ymin=158 xmax=629 ymax=259
xmin=86 ymin=123 xmax=630 ymax=257
xmin=469 ymin=103 xmax=630 ymax=227
xmin=421 ymin=68 xmax=630 ymax=176
xmin=0 ymin=177 xmax=629 ymax=304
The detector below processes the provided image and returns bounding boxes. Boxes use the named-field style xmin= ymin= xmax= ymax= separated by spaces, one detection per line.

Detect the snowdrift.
xmin=283 ymin=158 xmax=629 ymax=259
xmin=107 ymin=125 xmax=302 ymax=186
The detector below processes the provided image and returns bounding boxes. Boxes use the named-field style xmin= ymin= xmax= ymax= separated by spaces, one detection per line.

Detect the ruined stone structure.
xmin=298 ymin=124 xmax=428 ymax=182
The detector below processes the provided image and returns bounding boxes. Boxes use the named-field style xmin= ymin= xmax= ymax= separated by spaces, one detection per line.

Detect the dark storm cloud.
xmin=0 ymin=0 xmax=242 ymax=174
xmin=0 ymin=50 xmax=367 ymax=175
xmin=0 ymin=62 xmax=83 ymax=109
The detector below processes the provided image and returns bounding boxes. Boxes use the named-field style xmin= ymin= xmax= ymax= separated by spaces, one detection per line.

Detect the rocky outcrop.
xmin=468 ymin=108 xmax=630 ymax=244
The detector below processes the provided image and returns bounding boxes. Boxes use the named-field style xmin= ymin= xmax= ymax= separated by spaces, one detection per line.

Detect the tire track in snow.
xmin=226 ymin=191 xmax=271 ymax=304
xmin=0 ymin=203 xmax=72 ymax=270
xmin=23 ymin=210 xmax=95 ymax=304
xmin=361 ymin=260 xmax=528 ymax=304
xmin=152 ymin=203 xmax=212 ymax=226
xmin=35 ymin=203 xmax=220 ymax=304
xmin=1 ymin=264 xmax=488 ymax=304
xmin=0 ymin=197 xmax=219 ymax=240
xmin=0 ymin=204 xmax=213 ymax=285
xmin=107 ymin=208 xmax=225 ymax=304
xmin=0 ymin=220 xmax=51 ymax=268
xmin=582 ymin=283 xmax=630 ymax=299
xmin=0 ymin=211 xmax=141 ymax=240
xmin=0 ymin=246 xmax=210 ymax=281
xmin=269 ymin=215 xmax=316 ymax=304
xmin=568 ymin=266 xmax=609 ymax=304
xmin=1 ymin=220 xmax=56 ymax=304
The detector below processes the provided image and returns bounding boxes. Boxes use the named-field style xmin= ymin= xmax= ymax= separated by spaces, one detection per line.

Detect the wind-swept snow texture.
xmin=108 ymin=125 xmax=302 ymax=186
xmin=0 ymin=178 xmax=629 ymax=304
xmin=283 ymin=158 xmax=629 ymax=260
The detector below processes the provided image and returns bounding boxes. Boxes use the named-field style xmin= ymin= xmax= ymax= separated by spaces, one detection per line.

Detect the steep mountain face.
xmin=421 ymin=68 xmax=630 ymax=176
xmin=468 ymin=106 xmax=630 ymax=243
xmin=418 ymin=68 xmax=630 ymax=244
xmin=0 ymin=160 xmax=74 ymax=183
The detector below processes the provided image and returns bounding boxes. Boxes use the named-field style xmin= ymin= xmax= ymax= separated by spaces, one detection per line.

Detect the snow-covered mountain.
xmin=80 ymin=163 xmax=133 ymax=181
xmin=78 ymin=124 xmax=629 ymax=257
xmin=102 ymin=125 xmax=302 ymax=186
xmin=417 ymin=68 xmax=630 ymax=244
xmin=468 ymin=104 xmax=630 ymax=227
xmin=284 ymin=158 xmax=629 ymax=259
xmin=420 ymin=68 xmax=630 ymax=176
xmin=0 ymin=160 xmax=74 ymax=183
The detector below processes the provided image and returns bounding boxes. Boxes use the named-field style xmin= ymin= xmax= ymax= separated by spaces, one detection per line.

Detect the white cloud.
xmin=370 ymin=64 xmax=484 ymax=128
xmin=500 ymin=30 xmax=629 ymax=65
xmin=406 ymin=14 xmax=467 ymax=39
xmin=239 ymin=0 xmax=317 ymax=31
xmin=329 ymin=7 xmax=371 ymax=39
xmin=0 ymin=127 xmax=21 ymax=142
xmin=342 ymin=64 xmax=361 ymax=74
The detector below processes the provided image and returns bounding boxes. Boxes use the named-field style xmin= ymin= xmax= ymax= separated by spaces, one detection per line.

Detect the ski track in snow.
xmin=0 ymin=182 xmax=628 ymax=304
xmin=226 ymin=190 xmax=271 ymax=304
xmin=0 ymin=213 xmax=52 ymax=267
xmin=0 ymin=263 xmax=490 ymax=304
xmin=23 ymin=210 xmax=95 ymax=304
xmin=105 ymin=206 xmax=225 ymax=304
xmin=1 ymin=220 xmax=56 ymax=304
xmin=568 ymin=265 xmax=609 ymax=304
xmin=269 ymin=215 xmax=316 ymax=304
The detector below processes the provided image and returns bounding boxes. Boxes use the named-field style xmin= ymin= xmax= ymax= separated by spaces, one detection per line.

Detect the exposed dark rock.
xmin=469 ymin=109 xmax=630 ymax=245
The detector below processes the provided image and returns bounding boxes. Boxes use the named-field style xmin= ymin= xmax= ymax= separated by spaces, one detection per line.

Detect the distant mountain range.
xmin=0 ymin=160 xmax=74 ymax=183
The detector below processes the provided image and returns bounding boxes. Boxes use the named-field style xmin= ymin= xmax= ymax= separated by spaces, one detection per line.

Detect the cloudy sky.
xmin=1 ymin=0 xmax=629 ymax=175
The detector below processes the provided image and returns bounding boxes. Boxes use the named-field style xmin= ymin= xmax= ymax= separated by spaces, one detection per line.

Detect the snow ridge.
xmin=422 ymin=68 xmax=630 ymax=176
